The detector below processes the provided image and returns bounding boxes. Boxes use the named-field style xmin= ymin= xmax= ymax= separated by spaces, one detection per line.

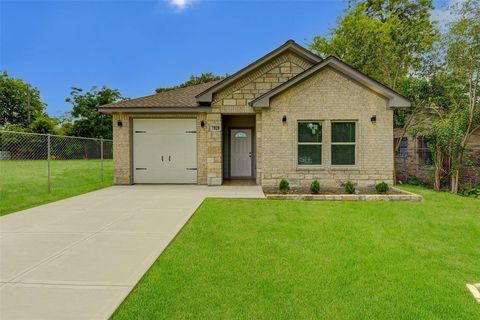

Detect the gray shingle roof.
xmin=100 ymin=80 xmax=221 ymax=109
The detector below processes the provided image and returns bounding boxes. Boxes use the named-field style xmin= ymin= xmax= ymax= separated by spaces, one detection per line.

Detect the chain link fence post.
xmin=47 ymin=133 xmax=51 ymax=193
xmin=100 ymin=136 xmax=104 ymax=182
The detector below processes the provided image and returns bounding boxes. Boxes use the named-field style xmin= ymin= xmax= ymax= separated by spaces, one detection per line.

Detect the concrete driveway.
xmin=0 ymin=185 xmax=264 ymax=320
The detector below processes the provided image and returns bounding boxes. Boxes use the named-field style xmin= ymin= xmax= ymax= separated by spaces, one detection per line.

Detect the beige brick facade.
xmin=259 ymin=67 xmax=394 ymax=188
xmin=110 ymin=49 xmax=397 ymax=188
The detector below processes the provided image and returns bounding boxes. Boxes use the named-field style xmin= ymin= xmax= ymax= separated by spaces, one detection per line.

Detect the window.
xmin=417 ymin=137 xmax=433 ymax=166
xmin=395 ymin=138 xmax=408 ymax=157
xmin=298 ymin=122 xmax=322 ymax=165
xmin=331 ymin=122 xmax=356 ymax=165
xmin=234 ymin=131 xmax=247 ymax=138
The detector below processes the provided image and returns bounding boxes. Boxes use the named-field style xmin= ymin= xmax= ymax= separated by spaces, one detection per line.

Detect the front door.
xmin=230 ymin=129 xmax=252 ymax=177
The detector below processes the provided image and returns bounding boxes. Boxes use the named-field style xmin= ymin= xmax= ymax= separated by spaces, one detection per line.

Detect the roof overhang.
xmin=195 ymin=40 xmax=321 ymax=104
xmin=249 ymin=57 xmax=411 ymax=109
xmin=98 ymin=107 xmax=212 ymax=114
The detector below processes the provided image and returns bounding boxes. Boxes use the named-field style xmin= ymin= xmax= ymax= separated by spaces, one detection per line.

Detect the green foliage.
xmin=66 ymin=86 xmax=124 ymax=139
xmin=155 ymin=73 xmax=225 ymax=93
xmin=309 ymin=0 xmax=438 ymax=90
xmin=29 ymin=116 xmax=57 ymax=134
xmin=0 ymin=71 xmax=46 ymax=127
xmin=407 ymin=175 xmax=428 ymax=187
xmin=54 ymin=112 xmax=74 ymax=136
xmin=344 ymin=181 xmax=355 ymax=194
xmin=459 ymin=184 xmax=480 ymax=198
xmin=279 ymin=179 xmax=290 ymax=194
xmin=310 ymin=180 xmax=320 ymax=194
xmin=2 ymin=123 xmax=29 ymax=132
xmin=375 ymin=181 xmax=389 ymax=194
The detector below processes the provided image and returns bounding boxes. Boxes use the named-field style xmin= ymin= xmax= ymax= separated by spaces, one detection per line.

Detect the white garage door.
xmin=133 ymin=119 xmax=197 ymax=183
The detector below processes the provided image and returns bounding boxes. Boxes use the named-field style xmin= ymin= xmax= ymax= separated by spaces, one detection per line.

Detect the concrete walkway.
xmin=0 ymin=185 xmax=264 ymax=320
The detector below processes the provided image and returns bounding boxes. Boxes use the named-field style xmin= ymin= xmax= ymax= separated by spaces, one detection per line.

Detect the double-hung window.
xmin=298 ymin=122 xmax=322 ymax=165
xmin=331 ymin=122 xmax=356 ymax=165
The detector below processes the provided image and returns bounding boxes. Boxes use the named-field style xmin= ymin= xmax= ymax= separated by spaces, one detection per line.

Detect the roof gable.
xmin=249 ymin=56 xmax=411 ymax=108
xmin=195 ymin=40 xmax=321 ymax=103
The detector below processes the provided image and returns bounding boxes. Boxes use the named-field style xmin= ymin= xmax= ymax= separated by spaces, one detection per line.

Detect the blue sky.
xmin=1 ymin=0 xmax=450 ymax=116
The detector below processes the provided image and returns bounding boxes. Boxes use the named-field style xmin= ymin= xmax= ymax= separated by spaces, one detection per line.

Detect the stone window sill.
xmin=297 ymin=165 xmax=325 ymax=171
xmin=330 ymin=166 xmax=359 ymax=171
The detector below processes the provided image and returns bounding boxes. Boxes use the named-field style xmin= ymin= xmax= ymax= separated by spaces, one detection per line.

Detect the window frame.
xmin=331 ymin=121 xmax=357 ymax=167
xmin=297 ymin=121 xmax=323 ymax=167
xmin=395 ymin=137 xmax=408 ymax=158
xmin=417 ymin=136 xmax=433 ymax=167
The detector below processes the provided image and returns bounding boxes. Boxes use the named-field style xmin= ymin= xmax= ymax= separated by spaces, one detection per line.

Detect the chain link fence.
xmin=0 ymin=130 xmax=113 ymax=214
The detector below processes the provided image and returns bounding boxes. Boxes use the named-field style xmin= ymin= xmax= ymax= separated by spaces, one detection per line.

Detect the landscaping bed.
xmin=264 ymin=186 xmax=422 ymax=201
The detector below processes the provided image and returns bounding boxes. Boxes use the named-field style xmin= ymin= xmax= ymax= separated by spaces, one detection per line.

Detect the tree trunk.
xmin=451 ymin=170 xmax=459 ymax=194
xmin=433 ymin=149 xmax=443 ymax=191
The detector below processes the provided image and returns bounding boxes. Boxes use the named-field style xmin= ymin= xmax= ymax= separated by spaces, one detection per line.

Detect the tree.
xmin=155 ymin=72 xmax=225 ymax=93
xmin=442 ymin=0 xmax=480 ymax=193
xmin=53 ymin=112 xmax=74 ymax=136
xmin=30 ymin=115 xmax=57 ymax=134
xmin=309 ymin=0 xmax=438 ymax=90
xmin=66 ymin=86 xmax=124 ymax=139
xmin=0 ymin=71 xmax=46 ymax=127
xmin=309 ymin=1 xmax=440 ymax=183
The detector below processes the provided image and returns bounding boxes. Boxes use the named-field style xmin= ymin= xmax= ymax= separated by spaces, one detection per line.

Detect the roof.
xmin=249 ymin=56 xmax=411 ymax=108
xmin=99 ymin=80 xmax=221 ymax=113
xmin=195 ymin=39 xmax=322 ymax=103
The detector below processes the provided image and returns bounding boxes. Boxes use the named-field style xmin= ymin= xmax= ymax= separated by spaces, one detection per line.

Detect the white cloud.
xmin=167 ymin=0 xmax=194 ymax=11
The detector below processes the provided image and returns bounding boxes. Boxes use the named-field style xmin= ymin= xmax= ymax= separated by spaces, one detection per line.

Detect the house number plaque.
xmin=210 ymin=124 xmax=221 ymax=132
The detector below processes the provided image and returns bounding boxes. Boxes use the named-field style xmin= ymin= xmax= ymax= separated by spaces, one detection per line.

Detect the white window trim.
xmin=297 ymin=121 xmax=323 ymax=167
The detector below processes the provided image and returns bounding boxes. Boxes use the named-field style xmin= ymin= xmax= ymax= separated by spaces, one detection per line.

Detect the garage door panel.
xmin=133 ymin=119 xmax=197 ymax=184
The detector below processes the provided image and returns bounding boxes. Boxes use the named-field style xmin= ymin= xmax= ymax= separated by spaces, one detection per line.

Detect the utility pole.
xmin=26 ymin=86 xmax=31 ymax=125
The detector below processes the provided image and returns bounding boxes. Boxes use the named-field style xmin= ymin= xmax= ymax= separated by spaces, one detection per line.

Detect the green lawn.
xmin=112 ymin=186 xmax=480 ymax=320
xmin=0 ymin=159 xmax=113 ymax=216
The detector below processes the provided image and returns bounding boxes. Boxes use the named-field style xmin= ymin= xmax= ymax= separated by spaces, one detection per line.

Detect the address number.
xmin=210 ymin=124 xmax=221 ymax=132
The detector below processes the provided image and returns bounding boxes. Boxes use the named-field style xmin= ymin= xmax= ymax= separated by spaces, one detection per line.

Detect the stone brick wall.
xmin=207 ymin=51 xmax=314 ymax=185
xmin=213 ymin=52 xmax=312 ymax=113
xmin=260 ymin=67 xmax=394 ymax=188
xmin=111 ymin=112 xmax=208 ymax=185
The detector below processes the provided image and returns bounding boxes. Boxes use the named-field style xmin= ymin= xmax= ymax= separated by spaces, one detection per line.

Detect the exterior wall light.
xmin=117 ymin=120 xmax=123 ymax=127
xmin=282 ymin=115 xmax=287 ymax=123
xmin=370 ymin=115 xmax=377 ymax=123
xmin=200 ymin=120 xmax=205 ymax=128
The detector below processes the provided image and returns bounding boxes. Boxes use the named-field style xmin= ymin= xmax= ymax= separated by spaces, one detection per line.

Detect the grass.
xmin=0 ymin=160 xmax=113 ymax=216
xmin=112 ymin=186 xmax=480 ymax=319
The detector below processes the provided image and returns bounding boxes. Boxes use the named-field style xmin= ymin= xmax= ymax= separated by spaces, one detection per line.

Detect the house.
xmin=99 ymin=40 xmax=411 ymax=189
xmin=394 ymin=126 xmax=480 ymax=187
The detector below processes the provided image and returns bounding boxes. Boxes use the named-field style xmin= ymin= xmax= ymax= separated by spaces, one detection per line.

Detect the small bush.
xmin=407 ymin=175 xmax=427 ymax=187
xmin=310 ymin=180 xmax=320 ymax=194
xmin=375 ymin=181 xmax=389 ymax=194
xmin=459 ymin=184 xmax=480 ymax=198
xmin=345 ymin=181 xmax=355 ymax=194
xmin=279 ymin=179 xmax=290 ymax=194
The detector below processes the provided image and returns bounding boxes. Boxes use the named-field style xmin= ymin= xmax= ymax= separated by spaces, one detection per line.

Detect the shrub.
xmin=345 ymin=181 xmax=355 ymax=194
xmin=279 ymin=179 xmax=290 ymax=194
xmin=459 ymin=184 xmax=480 ymax=198
xmin=375 ymin=181 xmax=389 ymax=194
xmin=310 ymin=180 xmax=320 ymax=194
xmin=407 ymin=175 xmax=427 ymax=187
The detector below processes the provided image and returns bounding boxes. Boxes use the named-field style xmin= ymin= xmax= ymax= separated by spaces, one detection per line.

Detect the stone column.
xmin=112 ymin=113 xmax=131 ymax=184
xmin=206 ymin=113 xmax=222 ymax=185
